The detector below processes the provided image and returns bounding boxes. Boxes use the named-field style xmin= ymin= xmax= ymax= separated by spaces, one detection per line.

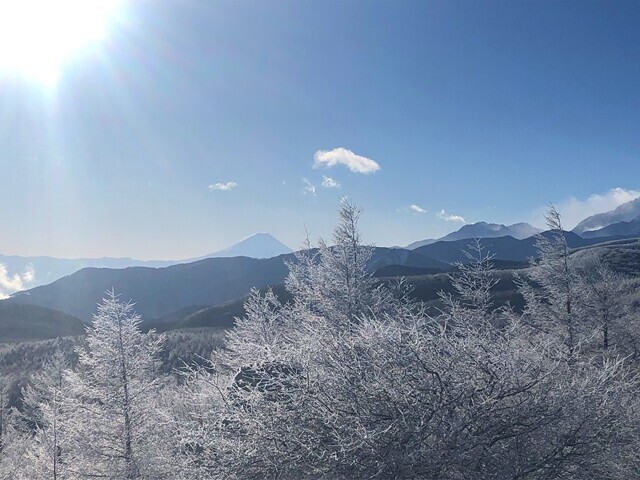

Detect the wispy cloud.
xmin=0 ymin=263 xmax=35 ymax=298
xmin=208 ymin=181 xmax=238 ymax=191
xmin=313 ymin=148 xmax=380 ymax=174
xmin=438 ymin=209 xmax=465 ymax=223
xmin=529 ymin=187 xmax=640 ymax=229
xmin=409 ymin=204 xmax=427 ymax=214
xmin=321 ymin=175 xmax=340 ymax=188
xmin=302 ymin=178 xmax=316 ymax=196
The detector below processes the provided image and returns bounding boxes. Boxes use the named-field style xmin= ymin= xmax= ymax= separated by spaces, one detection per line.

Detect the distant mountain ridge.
xmin=9 ymin=231 xmax=629 ymax=324
xmin=8 ymin=256 xmax=290 ymax=322
xmin=190 ymin=233 xmax=292 ymax=260
xmin=411 ymin=230 xmax=625 ymax=265
xmin=5 ymin=197 xmax=640 ymax=314
xmin=407 ymin=222 xmax=541 ymax=249
xmin=572 ymin=197 xmax=640 ymax=234
xmin=580 ymin=217 xmax=640 ymax=239
xmin=0 ymin=233 xmax=292 ymax=296
xmin=7 ymin=195 xmax=640 ymax=300
xmin=7 ymin=247 xmax=447 ymax=322
xmin=7 ymin=235 xmax=640 ymax=343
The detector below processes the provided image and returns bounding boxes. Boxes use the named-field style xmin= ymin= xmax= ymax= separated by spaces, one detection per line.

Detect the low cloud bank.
xmin=0 ymin=263 xmax=35 ymax=299
xmin=530 ymin=188 xmax=640 ymax=229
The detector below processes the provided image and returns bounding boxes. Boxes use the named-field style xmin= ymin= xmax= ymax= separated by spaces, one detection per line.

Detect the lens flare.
xmin=0 ymin=0 xmax=121 ymax=85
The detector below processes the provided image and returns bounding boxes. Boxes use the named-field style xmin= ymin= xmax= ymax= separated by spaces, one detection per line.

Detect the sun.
xmin=0 ymin=0 xmax=121 ymax=85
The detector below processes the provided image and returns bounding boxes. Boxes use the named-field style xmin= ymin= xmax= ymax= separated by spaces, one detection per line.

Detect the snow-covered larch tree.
xmin=286 ymin=199 xmax=408 ymax=328
xmin=0 ymin=376 xmax=30 ymax=480
xmin=64 ymin=290 xmax=173 ymax=479
xmin=518 ymin=206 xmax=588 ymax=356
xmin=18 ymin=349 xmax=70 ymax=480
xmin=579 ymin=256 xmax=632 ymax=352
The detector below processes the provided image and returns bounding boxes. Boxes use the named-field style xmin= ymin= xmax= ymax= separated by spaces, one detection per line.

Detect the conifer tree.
xmin=64 ymin=290 xmax=172 ymax=479
xmin=519 ymin=206 xmax=587 ymax=356
xmin=20 ymin=349 xmax=70 ymax=480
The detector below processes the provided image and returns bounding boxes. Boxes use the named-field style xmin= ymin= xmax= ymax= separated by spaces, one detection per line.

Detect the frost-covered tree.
xmin=19 ymin=349 xmax=70 ymax=480
xmin=0 ymin=378 xmax=7 ymax=456
xmin=0 ymin=376 xmax=30 ymax=480
xmin=439 ymin=238 xmax=500 ymax=329
xmin=518 ymin=206 xmax=588 ymax=356
xmin=286 ymin=200 xmax=409 ymax=328
xmin=0 ymin=424 xmax=30 ymax=480
xmin=221 ymin=288 xmax=289 ymax=366
xmin=63 ymin=290 xmax=173 ymax=479
xmin=578 ymin=257 xmax=630 ymax=352
xmin=181 ymin=204 xmax=640 ymax=479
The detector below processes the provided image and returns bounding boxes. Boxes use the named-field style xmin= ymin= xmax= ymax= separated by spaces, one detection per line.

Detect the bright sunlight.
xmin=0 ymin=0 xmax=121 ymax=85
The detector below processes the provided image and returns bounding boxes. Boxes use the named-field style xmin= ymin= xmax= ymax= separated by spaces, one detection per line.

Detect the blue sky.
xmin=0 ymin=0 xmax=638 ymax=259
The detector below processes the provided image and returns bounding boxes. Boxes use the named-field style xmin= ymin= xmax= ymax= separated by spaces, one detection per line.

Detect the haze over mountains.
xmin=2 ymin=231 xmax=631 ymax=324
xmin=7 ymin=247 xmax=449 ymax=322
xmin=572 ymin=198 xmax=640 ymax=237
xmin=0 ymin=233 xmax=293 ymax=296
xmin=5 ymin=197 xmax=640 ymax=297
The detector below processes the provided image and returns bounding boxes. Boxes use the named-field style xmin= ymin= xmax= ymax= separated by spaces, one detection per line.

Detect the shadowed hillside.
xmin=0 ymin=303 xmax=85 ymax=343
xmin=7 ymin=248 xmax=448 ymax=322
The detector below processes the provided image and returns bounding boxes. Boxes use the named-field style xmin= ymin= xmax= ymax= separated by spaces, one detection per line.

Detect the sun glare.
xmin=0 ymin=0 xmax=121 ymax=85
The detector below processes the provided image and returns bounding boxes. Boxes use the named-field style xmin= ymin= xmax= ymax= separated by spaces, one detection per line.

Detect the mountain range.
xmin=4 ymin=196 xmax=640 ymax=341
xmin=572 ymin=198 xmax=640 ymax=234
xmin=3 ymin=231 xmax=624 ymax=324
xmin=6 ymin=197 xmax=640 ymax=299
xmin=8 ymin=255 xmax=291 ymax=322
xmin=406 ymin=222 xmax=541 ymax=249
xmin=7 ymin=246 xmax=448 ymax=322
xmin=0 ymin=233 xmax=292 ymax=295
xmin=579 ymin=218 xmax=640 ymax=239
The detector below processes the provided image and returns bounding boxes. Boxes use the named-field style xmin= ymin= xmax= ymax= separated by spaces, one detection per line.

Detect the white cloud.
xmin=530 ymin=187 xmax=640 ymax=229
xmin=302 ymin=178 xmax=316 ymax=196
xmin=313 ymin=147 xmax=380 ymax=174
xmin=321 ymin=175 xmax=340 ymax=188
xmin=0 ymin=263 xmax=35 ymax=298
xmin=208 ymin=181 xmax=238 ymax=191
xmin=409 ymin=204 xmax=427 ymax=214
xmin=438 ymin=209 xmax=465 ymax=223
xmin=21 ymin=264 xmax=35 ymax=284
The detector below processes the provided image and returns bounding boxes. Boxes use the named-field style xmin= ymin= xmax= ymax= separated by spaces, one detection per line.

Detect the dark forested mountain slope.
xmin=0 ymin=303 xmax=85 ymax=343
xmin=580 ymin=217 xmax=640 ymax=239
xmin=368 ymin=247 xmax=449 ymax=271
xmin=571 ymin=238 xmax=640 ymax=277
xmin=413 ymin=231 xmax=615 ymax=264
xmin=7 ymin=248 xmax=448 ymax=322
xmin=8 ymin=256 xmax=291 ymax=322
